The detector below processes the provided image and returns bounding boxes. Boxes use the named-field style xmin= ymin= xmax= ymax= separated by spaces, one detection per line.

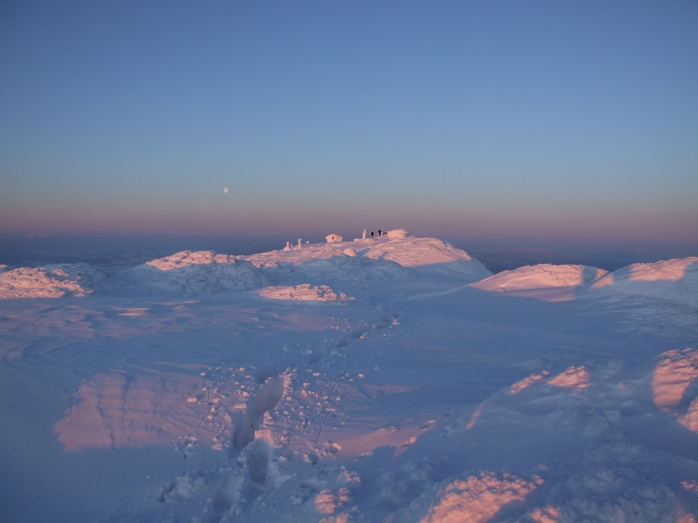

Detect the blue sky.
xmin=2 ymin=1 xmax=697 ymax=240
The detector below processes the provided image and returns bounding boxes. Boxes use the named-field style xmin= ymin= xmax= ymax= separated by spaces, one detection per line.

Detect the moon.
xmin=223 ymin=187 xmax=228 ymax=194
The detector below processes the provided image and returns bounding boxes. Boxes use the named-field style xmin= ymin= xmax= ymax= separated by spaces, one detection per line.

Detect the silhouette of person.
xmin=378 ymin=230 xmax=382 ymax=236
xmin=371 ymin=231 xmax=374 ymax=239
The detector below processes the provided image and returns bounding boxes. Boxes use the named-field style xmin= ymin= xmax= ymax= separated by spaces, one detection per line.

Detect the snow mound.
xmin=471 ymin=264 xmax=606 ymax=292
xmin=256 ymin=284 xmax=353 ymax=304
xmin=402 ymin=471 xmax=543 ymax=523
xmin=111 ymin=251 xmax=265 ymax=296
xmin=144 ymin=250 xmax=240 ymax=271
xmin=0 ymin=264 xmax=104 ymax=298
xmin=590 ymin=257 xmax=698 ymax=307
xmin=242 ymin=235 xmax=491 ymax=282
xmin=469 ymin=264 xmax=606 ymax=302
xmin=363 ymin=237 xmax=491 ymax=279
xmin=386 ymin=229 xmax=408 ymax=239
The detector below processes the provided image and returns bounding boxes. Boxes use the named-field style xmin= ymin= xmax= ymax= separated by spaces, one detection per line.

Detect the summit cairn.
xmin=325 ymin=234 xmax=343 ymax=243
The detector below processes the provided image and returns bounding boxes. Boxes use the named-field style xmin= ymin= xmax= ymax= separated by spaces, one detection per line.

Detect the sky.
xmin=1 ymin=1 xmax=697 ymax=241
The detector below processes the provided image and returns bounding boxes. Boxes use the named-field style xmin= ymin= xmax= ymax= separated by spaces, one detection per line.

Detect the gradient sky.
xmin=2 ymin=1 xmax=697 ymax=241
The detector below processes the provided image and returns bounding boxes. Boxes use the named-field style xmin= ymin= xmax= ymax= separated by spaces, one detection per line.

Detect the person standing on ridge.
xmin=371 ymin=231 xmax=374 ymax=239
xmin=378 ymin=230 xmax=382 ymax=236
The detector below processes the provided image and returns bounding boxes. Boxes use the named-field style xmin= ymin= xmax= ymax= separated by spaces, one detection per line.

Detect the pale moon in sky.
xmin=223 ymin=187 xmax=228 ymax=194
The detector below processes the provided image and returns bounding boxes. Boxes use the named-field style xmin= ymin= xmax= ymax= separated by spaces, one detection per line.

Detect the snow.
xmin=1 ymin=234 xmax=697 ymax=522
xmin=408 ymin=472 xmax=543 ymax=523
xmin=590 ymin=257 xmax=698 ymax=307
xmin=102 ymin=250 xmax=266 ymax=296
xmin=547 ymin=365 xmax=591 ymax=392
xmin=0 ymin=263 xmax=104 ymax=298
xmin=470 ymin=264 xmax=606 ymax=302
xmin=255 ymin=284 xmax=353 ymax=304
xmin=386 ymin=229 xmax=408 ymax=240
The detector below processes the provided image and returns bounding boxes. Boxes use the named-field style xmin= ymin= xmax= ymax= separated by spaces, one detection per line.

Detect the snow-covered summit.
xmin=242 ymin=235 xmax=492 ymax=281
xmin=123 ymin=235 xmax=491 ymax=297
xmin=589 ymin=257 xmax=698 ymax=307
xmin=0 ymin=234 xmax=491 ymax=299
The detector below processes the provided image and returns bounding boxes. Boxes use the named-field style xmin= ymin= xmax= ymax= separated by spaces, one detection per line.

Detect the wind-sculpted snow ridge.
xmin=104 ymin=251 xmax=266 ymax=296
xmin=242 ymin=234 xmax=492 ymax=282
xmin=469 ymin=264 xmax=607 ymax=302
xmin=0 ymin=263 xmax=104 ymax=298
xmin=256 ymin=284 xmax=353 ymax=304
xmin=590 ymin=257 xmax=698 ymax=308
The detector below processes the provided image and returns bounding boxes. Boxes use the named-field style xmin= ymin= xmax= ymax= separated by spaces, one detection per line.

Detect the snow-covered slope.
xmin=0 ymin=263 xmax=103 ymax=298
xmin=469 ymin=264 xmax=607 ymax=302
xmin=102 ymin=251 xmax=266 ymax=296
xmin=589 ymin=257 xmax=698 ymax=307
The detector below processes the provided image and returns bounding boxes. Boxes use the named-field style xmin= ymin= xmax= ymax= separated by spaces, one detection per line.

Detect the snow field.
xmin=0 ymin=234 xmax=697 ymax=522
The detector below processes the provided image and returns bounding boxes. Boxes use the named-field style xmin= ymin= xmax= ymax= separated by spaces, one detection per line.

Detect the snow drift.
xmin=590 ymin=257 xmax=698 ymax=308
xmin=470 ymin=264 xmax=607 ymax=302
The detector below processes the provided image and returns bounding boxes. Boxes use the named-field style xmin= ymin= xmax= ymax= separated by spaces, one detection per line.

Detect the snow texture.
xmin=0 ymin=233 xmax=697 ymax=523
xmin=0 ymin=263 xmax=104 ymax=298
xmin=102 ymin=250 xmax=266 ymax=296
xmin=256 ymin=284 xmax=353 ymax=304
